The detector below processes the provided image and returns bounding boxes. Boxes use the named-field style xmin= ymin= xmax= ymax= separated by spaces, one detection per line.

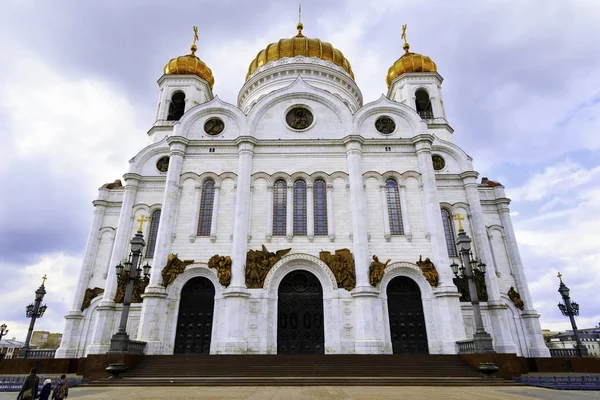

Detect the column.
xmin=56 ymin=189 xmax=109 ymax=358
xmin=286 ymin=184 xmax=293 ymax=241
xmin=379 ymin=184 xmax=391 ymax=241
xmin=399 ymin=185 xmax=411 ymax=240
xmin=247 ymin=186 xmax=252 ymax=241
xmin=266 ymin=185 xmax=273 ymax=241
xmin=412 ymin=134 xmax=465 ymax=353
xmin=306 ymin=184 xmax=314 ymax=241
xmin=497 ymin=197 xmax=549 ymax=356
xmin=214 ymin=137 xmax=256 ymax=354
xmin=343 ymin=136 xmax=382 ymax=354
xmin=189 ymin=183 xmax=202 ymax=242
xmin=326 ymin=183 xmax=335 ymax=241
xmin=210 ymin=184 xmax=221 ymax=242
xmin=461 ymin=171 xmax=517 ymax=353
xmin=137 ymin=137 xmax=188 ymax=354
xmin=87 ymin=173 xmax=141 ymax=354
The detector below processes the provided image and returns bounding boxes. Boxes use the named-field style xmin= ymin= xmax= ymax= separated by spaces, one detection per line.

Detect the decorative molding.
xmin=263 ymin=253 xmax=338 ymax=292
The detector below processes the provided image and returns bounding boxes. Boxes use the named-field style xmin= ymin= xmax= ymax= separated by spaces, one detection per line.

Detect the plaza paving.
xmin=2 ymin=386 xmax=600 ymax=400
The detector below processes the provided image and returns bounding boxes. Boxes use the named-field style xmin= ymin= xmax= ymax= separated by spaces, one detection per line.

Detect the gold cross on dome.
xmin=193 ymin=26 xmax=199 ymax=46
xmin=41 ymin=274 xmax=47 ymax=286
xmin=557 ymin=272 xmax=563 ymax=284
xmin=137 ymin=214 xmax=149 ymax=232
xmin=401 ymin=24 xmax=408 ymax=45
xmin=454 ymin=213 xmax=465 ymax=231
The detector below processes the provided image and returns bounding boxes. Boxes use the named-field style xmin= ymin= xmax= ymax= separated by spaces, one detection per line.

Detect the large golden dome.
xmin=386 ymin=42 xmax=437 ymax=87
xmin=246 ymin=23 xmax=354 ymax=80
xmin=164 ymin=42 xmax=215 ymax=89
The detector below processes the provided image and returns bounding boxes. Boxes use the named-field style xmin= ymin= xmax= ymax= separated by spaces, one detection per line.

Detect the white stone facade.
xmin=56 ymin=54 xmax=550 ymax=359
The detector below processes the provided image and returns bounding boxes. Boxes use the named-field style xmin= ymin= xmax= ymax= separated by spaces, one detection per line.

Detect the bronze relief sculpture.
xmin=162 ymin=253 xmax=194 ymax=288
xmin=453 ymin=270 xmax=488 ymax=302
xmin=319 ymin=249 xmax=356 ymax=291
xmin=208 ymin=254 xmax=232 ymax=287
xmin=81 ymin=287 xmax=104 ymax=311
xmin=114 ymin=272 xmax=148 ymax=303
xmin=416 ymin=255 xmax=439 ymax=287
xmin=245 ymin=245 xmax=291 ymax=288
xmin=508 ymin=286 xmax=525 ymax=310
xmin=369 ymin=255 xmax=390 ymax=287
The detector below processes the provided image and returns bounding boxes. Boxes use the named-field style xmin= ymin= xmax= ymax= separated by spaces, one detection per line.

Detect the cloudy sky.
xmin=1 ymin=0 xmax=599 ymax=343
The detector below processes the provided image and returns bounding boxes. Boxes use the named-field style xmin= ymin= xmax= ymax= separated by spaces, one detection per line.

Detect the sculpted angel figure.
xmin=208 ymin=254 xmax=232 ymax=287
xmin=508 ymin=286 xmax=525 ymax=310
xmin=369 ymin=255 xmax=390 ymax=287
xmin=162 ymin=254 xmax=194 ymax=287
xmin=416 ymin=255 xmax=439 ymax=287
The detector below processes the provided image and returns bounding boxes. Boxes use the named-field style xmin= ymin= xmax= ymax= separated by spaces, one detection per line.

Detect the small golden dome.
xmin=164 ymin=29 xmax=215 ymax=89
xmin=386 ymin=31 xmax=437 ymax=87
xmin=246 ymin=23 xmax=354 ymax=81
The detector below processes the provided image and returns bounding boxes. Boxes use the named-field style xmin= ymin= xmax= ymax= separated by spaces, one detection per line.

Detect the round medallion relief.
xmin=432 ymin=155 xmax=446 ymax=171
xmin=286 ymin=107 xmax=314 ymax=130
xmin=156 ymin=156 xmax=170 ymax=173
xmin=375 ymin=116 xmax=396 ymax=134
xmin=204 ymin=117 xmax=225 ymax=136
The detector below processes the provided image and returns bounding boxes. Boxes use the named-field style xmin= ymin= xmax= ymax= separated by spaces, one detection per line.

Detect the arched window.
xmin=145 ymin=210 xmax=161 ymax=258
xmin=415 ymin=89 xmax=433 ymax=119
xmin=385 ymin=179 xmax=404 ymax=235
xmin=441 ymin=209 xmax=458 ymax=257
xmin=167 ymin=92 xmax=186 ymax=121
xmin=313 ymin=179 xmax=328 ymax=235
xmin=273 ymin=180 xmax=287 ymax=236
xmin=197 ymin=179 xmax=215 ymax=236
xmin=293 ymin=180 xmax=307 ymax=235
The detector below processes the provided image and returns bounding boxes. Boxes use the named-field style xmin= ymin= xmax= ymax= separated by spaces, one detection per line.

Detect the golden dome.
xmin=246 ymin=23 xmax=354 ymax=81
xmin=386 ymin=42 xmax=437 ymax=87
xmin=164 ymin=31 xmax=215 ymax=89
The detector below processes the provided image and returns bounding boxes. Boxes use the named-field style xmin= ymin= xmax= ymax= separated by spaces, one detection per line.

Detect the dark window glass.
xmin=313 ymin=180 xmax=328 ymax=235
xmin=415 ymin=90 xmax=433 ymax=119
xmin=273 ymin=180 xmax=287 ymax=236
xmin=293 ymin=180 xmax=307 ymax=235
xmin=145 ymin=210 xmax=161 ymax=258
xmin=441 ymin=209 xmax=458 ymax=257
xmin=168 ymin=92 xmax=186 ymax=121
xmin=197 ymin=180 xmax=215 ymax=236
xmin=386 ymin=179 xmax=404 ymax=235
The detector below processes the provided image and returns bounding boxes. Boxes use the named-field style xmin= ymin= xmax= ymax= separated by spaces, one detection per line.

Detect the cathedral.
xmin=56 ymin=22 xmax=550 ymax=358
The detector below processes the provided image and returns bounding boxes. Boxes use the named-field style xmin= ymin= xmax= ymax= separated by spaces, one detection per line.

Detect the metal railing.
xmin=456 ymin=339 xmax=476 ymax=354
xmin=125 ymin=340 xmax=146 ymax=355
xmin=0 ymin=375 xmax=86 ymax=392
xmin=418 ymin=111 xmax=434 ymax=119
xmin=550 ymin=348 xmax=581 ymax=357
xmin=515 ymin=375 xmax=600 ymax=390
xmin=21 ymin=349 xmax=56 ymax=359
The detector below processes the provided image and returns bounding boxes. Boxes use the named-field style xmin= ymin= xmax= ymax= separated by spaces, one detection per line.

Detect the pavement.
xmin=2 ymin=386 xmax=600 ymax=400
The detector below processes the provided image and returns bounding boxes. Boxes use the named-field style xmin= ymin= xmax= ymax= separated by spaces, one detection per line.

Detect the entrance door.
xmin=174 ymin=277 xmax=215 ymax=354
xmin=277 ymin=270 xmax=324 ymax=354
xmin=387 ymin=276 xmax=429 ymax=354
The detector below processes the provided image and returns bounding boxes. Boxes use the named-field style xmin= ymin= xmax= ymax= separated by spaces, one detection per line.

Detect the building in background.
xmin=30 ymin=331 xmax=63 ymax=349
xmin=546 ymin=325 xmax=600 ymax=357
xmin=0 ymin=339 xmax=25 ymax=359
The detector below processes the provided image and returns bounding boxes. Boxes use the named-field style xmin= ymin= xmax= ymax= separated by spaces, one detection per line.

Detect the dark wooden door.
xmin=174 ymin=277 xmax=215 ymax=354
xmin=387 ymin=276 xmax=429 ymax=354
xmin=277 ymin=270 xmax=324 ymax=354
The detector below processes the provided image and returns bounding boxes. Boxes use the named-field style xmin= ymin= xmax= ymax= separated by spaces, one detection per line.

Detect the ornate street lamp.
xmin=109 ymin=215 xmax=151 ymax=354
xmin=0 ymin=324 xmax=8 ymax=341
xmin=557 ymin=272 xmax=588 ymax=357
xmin=19 ymin=276 xmax=48 ymax=358
xmin=450 ymin=213 xmax=495 ymax=353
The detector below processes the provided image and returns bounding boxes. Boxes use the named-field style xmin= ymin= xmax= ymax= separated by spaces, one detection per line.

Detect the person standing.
xmin=17 ymin=368 xmax=39 ymax=400
xmin=52 ymin=375 xmax=69 ymax=400
xmin=36 ymin=379 xmax=52 ymax=400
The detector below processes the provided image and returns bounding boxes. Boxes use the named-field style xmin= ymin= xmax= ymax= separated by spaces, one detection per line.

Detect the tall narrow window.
xmin=313 ymin=179 xmax=328 ymax=235
xmin=293 ymin=180 xmax=307 ymax=235
xmin=145 ymin=210 xmax=161 ymax=258
xmin=441 ymin=209 xmax=458 ymax=257
xmin=197 ymin=179 xmax=215 ymax=236
xmin=415 ymin=89 xmax=433 ymax=119
xmin=386 ymin=179 xmax=404 ymax=235
xmin=273 ymin=180 xmax=287 ymax=236
xmin=168 ymin=92 xmax=186 ymax=121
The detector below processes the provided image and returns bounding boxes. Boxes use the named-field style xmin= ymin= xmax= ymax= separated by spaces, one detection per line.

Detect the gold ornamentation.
xmin=401 ymin=24 xmax=408 ymax=48
xmin=162 ymin=254 xmax=194 ymax=288
xmin=163 ymin=26 xmax=214 ymax=88
xmin=102 ymin=179 xmax=123 ymax=190
xmin=557 ymin=272 xmax=563 ymax=284
xmin=453 ymin=271 xmax=488 ymax=302
xmin=41 ymin=274 xmax=47 ymax=286
xmin=369 ymin=255 xmax=390 ymax=287
xmin=319 ymin=249 xmax=356 ymax=291
xmin=136 ymin=214 xmax=148 ymax=232
xmin=508 ymin=286 xmax=525 ymax=310
xmin=386 ymin=25 xmax=437 ymax=87
xmin=454 ymin=213 xmax=465 ymax=231
xmin=416 ymin=255 xmax=439 ymax=287
xmin=193 ymin=26 xmax=199 ymax=47
xmin=81 ymin=287 xmax=104 ymax=311
xmin=114 ymin=272 xmax=148 ymax=303
xmin=246 ymin=245 xmax=291 ymax=288
xmin=208 ymin=254 xmax=232 ymax=287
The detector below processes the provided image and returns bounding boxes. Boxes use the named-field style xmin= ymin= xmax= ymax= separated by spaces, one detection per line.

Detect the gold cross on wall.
xmin=557 ymin=272 xmax=563 ymax=284
xmin=41 ymin=274 xmax=47 ymax=286
xmin=454 ymin=213 xmax=465 ymax=231
xmin=137 ymin=214 xmax=149 ymax=232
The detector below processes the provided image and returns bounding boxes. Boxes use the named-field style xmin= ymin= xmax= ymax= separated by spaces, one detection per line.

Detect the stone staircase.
xmin=91 ymin=354 xmax=519 ymax=386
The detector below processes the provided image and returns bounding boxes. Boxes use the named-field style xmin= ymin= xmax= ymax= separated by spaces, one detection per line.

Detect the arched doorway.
xmin=174 ymin=277 xmax=215 ymax=354
xmin=277 ymin=270 xmax=324 ymax=354
xmin=387 ymin=276 xmax=428 ymax=354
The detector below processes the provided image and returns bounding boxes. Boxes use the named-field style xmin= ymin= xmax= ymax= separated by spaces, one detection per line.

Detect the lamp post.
xmin=109 ymin=215 xmax=151 ymax=354
xmin=450 ymin=213 xmax=495 ymax=353
xmin=19 ymin=276 xmax=48 ymax=358
xmin=557 ymin=272 xmax=588 ymax=357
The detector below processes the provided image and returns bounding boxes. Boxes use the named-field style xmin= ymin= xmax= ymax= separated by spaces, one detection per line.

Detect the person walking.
xmin=36 ymin=379 xmax=52 ymax=400
xmin=52 ymin=375 xmax=69 ymax=400
xmin=17 ymin=368 xmax=39 ymax=400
